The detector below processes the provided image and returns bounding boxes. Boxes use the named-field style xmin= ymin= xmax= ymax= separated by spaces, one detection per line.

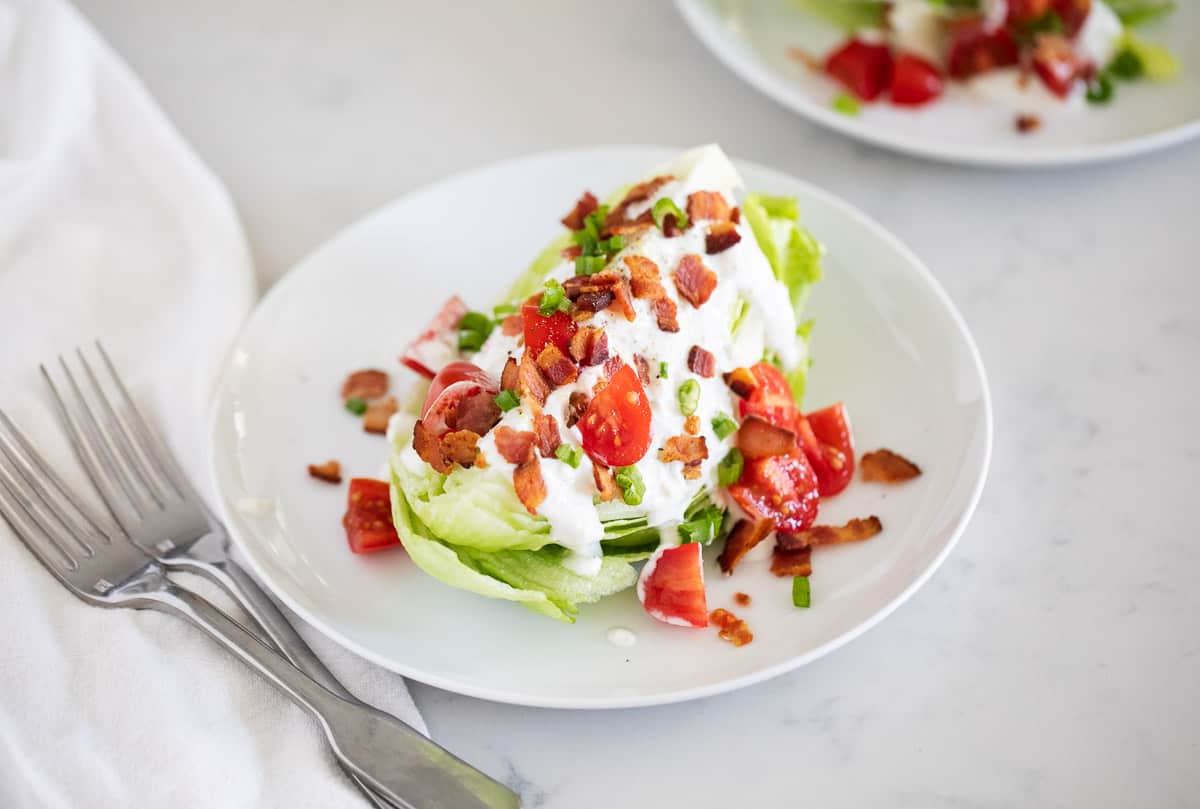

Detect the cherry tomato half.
xmin=637 ymin=543 xmax=708 ymax=628
xmin=521 ymin=297 xmax=577 ymax=358
xmin=728 ymin=451 xmax=820 ymax=535
xmin=343 ymin=478 xmax=402 ymax=554
xmin=890 ymin=53 xmax=944 ymax=107
xmin=420 ymin=361 xmax=498 ymax=436
xmin=803 ymin=402 xmax=856 ymax=497
xmin=578 ymin=364 xmax=652 ymax=467
xmin=736 ymin=362 xmax=800 ymax=433
xmin=825 ymin=38 xmax=894 ymax=102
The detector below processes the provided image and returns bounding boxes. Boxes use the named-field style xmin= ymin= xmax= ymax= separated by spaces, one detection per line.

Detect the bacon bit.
xmin=574 ymin=290 xmax=615 ymax=312
xmin=736 ymin=415 xmax=796 ymax=459
xmin=562 ymin=275 xmax=590 ymax=299
xmin=723 ymin=367 xmax=757 ymax=398
xmin=500 ymin=315 xmax=522 ymax=336
xmin=786 ymin=45 xmax=822 ymax=72
xmin=493 ymin=426 xmax=537 ymax=465
xmin=705 ymin=222 xmax=742 ymax=255
xmin=362 ymin=396 xmax=398 ymax=434
xmin=770 ymin=545 xmax=813 ymax=578
xmin=626 ymin=255 xmax=666 ymax=300
xmin=561 ymin=191 xmax=599 ymax=231
xmin=606 ymin=210 xmax=655 ymax=236
xmin=659 ymin=435 xmax=708 ymax=466
xmin=684 ymin=415 xmax=701 ymax=436
xmin=687 ymin=345 xmax=716 ymax=378
xmin=718 ymin=517 xmax=775 ymax=574
xmin=601 ymin=355 xmax=622 ymax=380
xmin=633 ymin=354 xmax=652 ymax=386
xmin=566 ymin=271 xmax=635 ymax=321
xmin=500 ymin=356 xmax=519 ymax=392
xmin=861 ymin=449 xmax=922 ymax=483
xmin=674 ymin=254 xmax=718 ymax=308
xmin=733 ymin=592 xmax=752 ymax=607
xmin=454 ymin=392 xmax=500 ymax=435
xmin=686 ymin=190 xmax=733 ymax=223
xmin=568 ymin=326 xmax=609 ymax=367
xmin=777 ymin=516 xmax=883 ymax=551
xmin=442 ymin=430 xmax=481 ymax=468
xmin=654 ymin=298 xmax=680 ymax=333
xmin=605 ymin=176 xmax=673 ymax=227
xmin=683 ymin=463 xmax=703 ymax=481
xmin=518 ymin=354 xmax=551 ymax=407
xmin=536 ymin=344 xmax=579 ymax=387
xmin=413 ymin=419 xmax=452 ymax=474
xmin=1016 ymin=114 xmax=1041 ymax=134
xmin=592 ymin=463 xmax=620 ymax=502
xmin=710 ymin=608 xmax=753 ymax=647
xmin=533 ymin=412 xmax=562 ymax=458
xmin=341 ymin=369 xmax=389 ymax=401
xmin=730 ymin=206 xmax=741 ymax=225
xmin=307 ymin=460 xmax=342 ymax=484
xmin=605 ymin=273 xmax=637 ymax=322
xmin=561 ymin=244 xmax=583 ymax=261
xmin=662 ymin=214 xmax=684 ymax=238
xmin=566 ymin=391 xmax=590 ymax=428
xmin=513 ymin=451 xmax=547 ymax=515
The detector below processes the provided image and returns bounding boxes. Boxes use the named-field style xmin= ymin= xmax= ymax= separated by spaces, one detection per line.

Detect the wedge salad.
xmin=360 ymin=145 xmax=900 ymax=630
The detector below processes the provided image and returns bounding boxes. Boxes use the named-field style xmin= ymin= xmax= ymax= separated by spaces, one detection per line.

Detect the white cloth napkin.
xmin=0 ymin=1 xmax=426 ymax=806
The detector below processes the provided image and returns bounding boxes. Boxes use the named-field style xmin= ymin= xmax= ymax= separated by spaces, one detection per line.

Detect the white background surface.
xmin=72 ymin=1 xmax=1200 ymax=806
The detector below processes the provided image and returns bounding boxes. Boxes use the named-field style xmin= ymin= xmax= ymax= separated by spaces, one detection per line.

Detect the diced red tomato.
xmin=890 ymin=54 xmax=944 ymax=106
xmin=1052 ymin=0 xmax=1092 ymax=37
xmin=1032 ymin=35 xmax=1086 ymax=97
xmin=637 ymin=543 xmax=708 ymax=628
xmin=521 ymin=297 xmax=577 ymax=358
xmin=400 ymin=295 xmax=468 ymax=378
xmin=343 ymin=478 xmax=402 ymax=554
xmin=728 ymin=451 xmax=820 ymax=535
xmin=736 ymin=362 xmax=800 ymax=433
xmin=420 ymin=361 xmax=498 ymax=436
xmin=577 ymin=364 xmax=652 ymax=467
xmin=802 ymin=403 xmax=856 ymax=497
xmin=825 ymin=39 xmax=894 ymax=102
xmin=946 ymin=22 xmax=1020 ymax=79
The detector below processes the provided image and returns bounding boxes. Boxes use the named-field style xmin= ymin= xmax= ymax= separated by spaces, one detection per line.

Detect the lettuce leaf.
xmin=1122 ymin=32 xmax=1181 ymax=81
xmin=791 ymin=0 xmax=887 ymax=30
xmin=1108 ymin=0 xmax=1176 ymax=26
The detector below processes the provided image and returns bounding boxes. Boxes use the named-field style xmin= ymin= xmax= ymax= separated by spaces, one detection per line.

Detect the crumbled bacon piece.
xmin=659 ymin=435 xmax=708 ymax=466
xmin=718 ymin=518 xmax=775 ymax=574
xmin=561 ymin=191 xmax=599 ymax=231
xmin=442 ymin=430 xmax=481 ymax=468
xmin=341 ymin=369 xmax=389 ymax=401
xmin=513 ymin=452 xmax=547 ymax=515
xmin=518 ymin=354 xmax=551 ymax=407
xmin=634 ymin=354 xmax=652 ymax=386
xmin=736 ymin=415 xmax=796 ymax=459
xmin=730 ymin=206 xmax=741 ymax=224
xmin=534 ymin=412 xmax=562 ymax=458
xmin=566 ymin=391 xmax=590 ymax=428
xmin=733 ymin=592 xmax=752 ymax=607
xmin=770 ymin=545 xmax=812 ymax=578
xmin=605 ymin=210 xmax=655 ymax=236
xmin=605 ymin=176 xmax=673 ymax=227
xmin=1016 ymin=114 xmax=1041 ymax=134
xmin=362 ymin=396 xmax=398 ymax=434
xmin=493 ymin=426 xmax=537 ymax=465
xmin=455 ymin=391 xmax=501 ymax=435
xmin=565 ymin=271 xmax=635 ymax=321
xmin=674 ymin=254 xmax=718 ymax=308
xmin=778 ymin=516 xmax=883 ymax=550
xmin=654 ymin=298 xmax=679 ymax=333
xmin=686 ymin=190 xmax=732 ymax=223
xmin=413 ymin=419 xmax=452 ymax=474
xmin=592 ymin=463 xmax=620 ymax=502
xmin=786 ymin=45 xmax=822 ymax=71
xmin=710 ymin=608 xmax=753 ymax=647
xmin=536 ymin=344 xmax=579 ymax=387
xmin=687 ymin=345 xmax=716 ymax=378
xmin=500 ymin=356 xmax=519 ymax=392
xmin=568 ymin=326 xmax=609 ymax=367
xmin=307 ymin=460 xmax=342 ymax=484
xmin=705 ymin=222 xmax=742 ymax=255
xmin=500 ymin=315 xmax=522 ymax=336
xmin=574 ymin=290 xmax=615 ymax=312
xmin=861 ymin=449 xmax=922 ymax=483
xmin=683 ymin=463 xmax=703 ymax=481
xmin=561 ymin=244 xmax=582 ymax=261
xmin=684 ymin=415 xmax=700 ymax=435
xmin=661 ymin=214 xmax=683 ymax=238
xmin=723 ymin=367 xmax=757 ymax=398
xmin=601 ymin=355 xmax=622 ymax=381
xmin=626 ymin=255 xmax=665 ymax=300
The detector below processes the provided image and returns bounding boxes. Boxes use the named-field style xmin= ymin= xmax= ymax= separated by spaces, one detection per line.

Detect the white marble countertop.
xmin=74 ymin=1 xmax=1200 ymax=806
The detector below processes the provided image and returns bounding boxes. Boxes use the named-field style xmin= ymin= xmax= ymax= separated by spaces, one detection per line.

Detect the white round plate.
xmin=676 ymin=0 xmax=1200 ymax=168
xmin=209 ymin=147 xmax=991 ymax=709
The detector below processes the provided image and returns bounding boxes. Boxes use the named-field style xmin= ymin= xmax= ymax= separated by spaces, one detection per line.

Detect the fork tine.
xmin=0 ymin=409 xmax=123 ymax=546
xmin=0 ymin=453 xmax=82 ymax=571
xmin=93 ymin=341 xmax=188 ymax=498
xmin=74 ymin=348 xmax=169 ymax=509
xmin=42 ymin=362 xmax=143 ymax=524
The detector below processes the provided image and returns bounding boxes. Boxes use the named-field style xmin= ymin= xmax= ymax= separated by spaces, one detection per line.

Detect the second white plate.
xmin=209 ymin=146 xmax=991 ymax=708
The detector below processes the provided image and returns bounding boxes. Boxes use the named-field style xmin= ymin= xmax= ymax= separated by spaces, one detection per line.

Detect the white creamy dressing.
xmin=468 ymin=145 xmax=797 ymax=577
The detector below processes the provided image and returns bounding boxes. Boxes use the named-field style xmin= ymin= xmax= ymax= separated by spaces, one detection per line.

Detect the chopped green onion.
xmin=344 ymin=396 xmax=367 ymax=416
xmin=457 ymin=310 xmax=494 ymax=351
xmin=555 ymin=444 xmax=582 ymax=468
xmin=1108 ymin=48 xmax=1144 ymax=80
xmin=658 ymin=361 xmax=669 ymax=379
xmin=575 ymin=255 xmax=607 ymax=276
xmin=1086 ymin=72 xmax=1115 ymax=104
xmin=792 ymin=576 xmax=811 ymax=608
xmin=711 ymin=412 xmax=738 ymax=440
xmin=492 ymin=302 xmax=517 ymax=318
xmin=652 ymin=198 xmax=689 ymax=231
xmin=614 ymin=465 xmax=646 ymax=506
xmin=494 ymin=389 xmax=520 ymax=411
xmin=717 ymin=448 xmax=744 ymax=487
xmin=603 ymin=235 xmax=625 ymax=253
xmin=677 ymin=379 xmax=700 ymax=417
xmin=832 ymin=92 xmax=861 ymax=116
xmin=679 ymin=506 xmax=726 ymax=545
xmin=538 ymin=279 xmax=571 ymax=316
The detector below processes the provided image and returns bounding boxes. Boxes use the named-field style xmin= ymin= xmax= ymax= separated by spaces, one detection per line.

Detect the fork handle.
xmin=144 ymin=584 xmax=519 ymax=809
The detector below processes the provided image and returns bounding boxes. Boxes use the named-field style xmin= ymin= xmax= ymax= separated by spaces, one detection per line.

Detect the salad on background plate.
xmin=332 ymin=146 xmax=919 ymax=638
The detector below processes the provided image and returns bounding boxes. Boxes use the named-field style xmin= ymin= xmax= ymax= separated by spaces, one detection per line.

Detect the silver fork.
xmin=0 ymin=350 xmax=519 ymax=809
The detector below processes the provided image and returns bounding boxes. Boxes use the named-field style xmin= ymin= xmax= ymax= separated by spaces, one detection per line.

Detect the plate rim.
xmin=674 ymin=0 xmax=1200 ymax=169
xmin=207 ymin=145 xmax=995 ymax=709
